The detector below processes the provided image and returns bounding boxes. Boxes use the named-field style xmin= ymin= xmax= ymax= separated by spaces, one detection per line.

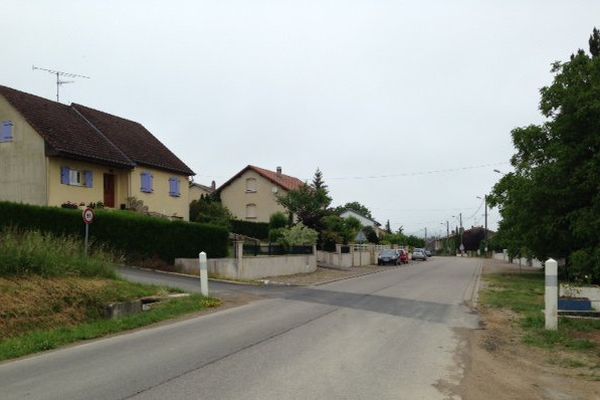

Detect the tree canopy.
xmin=489 ymin=28 xmax=600 ymax=282
xmin=334 ymin=201 xmax=373 ymax=219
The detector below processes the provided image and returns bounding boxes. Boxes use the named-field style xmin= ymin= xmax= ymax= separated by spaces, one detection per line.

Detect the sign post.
xmin=545 ymin=258 xmax=558 ymax=330
xmin=82 ymin=207 xmax=95 ymax=256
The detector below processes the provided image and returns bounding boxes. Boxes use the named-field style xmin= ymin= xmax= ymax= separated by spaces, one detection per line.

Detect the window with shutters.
xmin=1 ymin=121 xmax=13 ymax=142
xmin=246 ymin=203 xmax=257 ymax=219
xmin=140 ymin=172 xmax=154 ymax=193
xmin=245 ymin=178 xmax=257 ymax=193
xmin=169 ymin=177 xmax=181 ymax=197
xmin=60 ymin=167 xmax=93 ymax=187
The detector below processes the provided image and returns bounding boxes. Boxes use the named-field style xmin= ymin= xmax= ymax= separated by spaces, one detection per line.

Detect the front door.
xmin=103 ymin=174 xmax=115 ymax=208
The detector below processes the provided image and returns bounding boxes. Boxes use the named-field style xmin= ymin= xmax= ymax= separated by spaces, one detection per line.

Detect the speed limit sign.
xmin=82 ymin=207 xmax=95 ymax=225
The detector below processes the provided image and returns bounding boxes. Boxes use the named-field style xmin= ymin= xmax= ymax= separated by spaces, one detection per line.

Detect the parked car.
xmin=378 ymin=249 xmax=400 ymax=265
xmin=412 ymin=249 xmax=427 ymax=261
xmin=425 ymin=250 xmax=432 ymax=257
xmin=398 ymin=249 xmax=409 ymax=264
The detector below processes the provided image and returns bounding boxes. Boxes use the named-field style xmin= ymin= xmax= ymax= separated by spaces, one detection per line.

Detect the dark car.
xmin=378 ymin=249 xmax=400 ymax=265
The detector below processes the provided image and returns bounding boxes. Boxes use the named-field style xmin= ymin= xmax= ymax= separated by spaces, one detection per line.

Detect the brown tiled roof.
xmin=0 ymin=85 xmax=194 ymax=175
xmin=73 ymin=104 xmax=194 ymax=175
xmin=216 ymin=165 xmax=305 ymax=193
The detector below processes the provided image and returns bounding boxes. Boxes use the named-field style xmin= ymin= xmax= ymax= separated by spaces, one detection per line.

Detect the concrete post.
xmin=335 ymin=244 xmax=342 ymax=254
xmin=545 ymin=258 xmax=558 ymax=330
xmin=199 ymin=252 xmax=208 ymax=297
xmin=235 ymin=240 xmax=244 ymax=279
xmin=350 ymin=244 xmax=355 ymax=267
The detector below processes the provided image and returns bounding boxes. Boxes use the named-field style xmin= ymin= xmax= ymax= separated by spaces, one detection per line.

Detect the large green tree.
xmin=334 ymin=201 xmax=373 ymax=219
xmin=277 ymin=169 xmax=332 ymax=231
xmin=489 ymin=28 xmax=600 ymax=282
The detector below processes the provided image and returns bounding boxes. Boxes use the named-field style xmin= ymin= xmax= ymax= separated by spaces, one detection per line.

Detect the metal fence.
xmin=243 ymin=243 xmax=313 ymax=256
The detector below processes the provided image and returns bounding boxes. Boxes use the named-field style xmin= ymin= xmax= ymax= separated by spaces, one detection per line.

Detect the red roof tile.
xmin=0 ymin=85 xmax=194 ymax=175
xmin=217 ymin=165 xmax=305 ymax=193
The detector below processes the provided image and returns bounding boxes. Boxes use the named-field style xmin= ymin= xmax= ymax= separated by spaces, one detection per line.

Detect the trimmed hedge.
xmin=230 ymin=220 xmax=269 ymax=240
xmin=0 ymin=202 xmax=228 ymax=263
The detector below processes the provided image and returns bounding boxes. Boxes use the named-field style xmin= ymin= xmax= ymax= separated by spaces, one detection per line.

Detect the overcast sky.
xmin=2 ymin=1 xmax=598 ymax=237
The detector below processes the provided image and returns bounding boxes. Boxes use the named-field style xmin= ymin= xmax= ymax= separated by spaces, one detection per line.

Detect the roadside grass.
xmin=0 ymin=228 xmax=117 ymax=278
xmin=480 ymin=272 xmax=600 ymax=355
xmin=0 ymin=294 xmax=220 ymax=361
xmin=0 ymin=229 xmax=222 ymax=361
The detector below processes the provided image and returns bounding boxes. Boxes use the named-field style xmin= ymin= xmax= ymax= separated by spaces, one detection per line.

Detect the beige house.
xmin=0 ymin=85 xmax=195 ymax=220
xmin=189 ymin=181 xmax=216 ymax=202
xmin=217 ymin=165 xmax=304 ymax=223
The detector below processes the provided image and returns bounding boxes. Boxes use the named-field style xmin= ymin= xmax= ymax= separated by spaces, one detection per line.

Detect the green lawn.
xmin=480 ymin=272 xmax=600 ymax=352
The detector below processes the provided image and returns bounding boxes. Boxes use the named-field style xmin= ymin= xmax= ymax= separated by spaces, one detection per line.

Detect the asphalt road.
xmin=1 ymin=257 xmax=481 ymax=400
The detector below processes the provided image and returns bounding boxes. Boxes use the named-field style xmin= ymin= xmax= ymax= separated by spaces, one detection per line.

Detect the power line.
xmin=327 ymin=162 xmax=509 ymax=180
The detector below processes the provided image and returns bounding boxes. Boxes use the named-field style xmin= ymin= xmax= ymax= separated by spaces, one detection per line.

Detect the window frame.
xmin=245 ymin=203 xmax=257 ymax=219
xmin=245 ymin=178 xmax=257 ymax=193
xmin=1 ymin=120 xmax=14 ymax=143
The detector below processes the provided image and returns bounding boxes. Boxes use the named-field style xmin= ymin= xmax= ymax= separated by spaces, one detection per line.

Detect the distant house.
xmin=189 ymin=181 xmax=216 ymax=202
xmin=217 ymin=165 xmax=304 ymax=223
xmin=0 ymin=85 xmax=195 ymax=220
xmin=340 ymin=209 xmax=385 ymax=239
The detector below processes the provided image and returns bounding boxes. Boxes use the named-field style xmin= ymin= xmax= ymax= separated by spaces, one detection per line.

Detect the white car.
xmin=412 ymin=250 xmax=427 ymax=261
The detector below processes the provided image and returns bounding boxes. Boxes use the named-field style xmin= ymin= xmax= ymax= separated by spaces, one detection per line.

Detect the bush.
xmin=269 ymin=212 xmax=288 ymax=230
xmin=0 ymin=201 xmax=228 ymax=263
xmin=0 ymin=229 xmax=116 ymax=278
xmin=230 ymin=219 xmax=269 ymax=240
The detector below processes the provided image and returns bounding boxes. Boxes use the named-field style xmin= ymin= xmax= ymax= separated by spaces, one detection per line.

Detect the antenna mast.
xmin=32 ymin=65 xmax=90 ymax=102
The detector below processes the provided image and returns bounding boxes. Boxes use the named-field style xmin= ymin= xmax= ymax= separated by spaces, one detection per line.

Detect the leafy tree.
xmin=489 ymin=28 xmax=600 ymax=283
xmin=320 ymin=215 xmax=362 ymax=248
xmin=189 ymin=197 xmax=233 ymax=229
xmin=277 ymin=169 xmax=332 ymax=231
xmin=334 ymin=201 xmax=373 ymax=219
xmin=269 ymin=212 xmax=288 ymax=229
xmin=362 ymin=226 xmax=380 ymax=244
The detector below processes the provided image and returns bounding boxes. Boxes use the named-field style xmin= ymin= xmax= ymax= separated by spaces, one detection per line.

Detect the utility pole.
xmin=484 ymin=195 xmax=488 ymax=249
xmin=459 ymin=212 xmax=464 ymax=255
xmin=446 ymin=220 xmax=450 ymax=254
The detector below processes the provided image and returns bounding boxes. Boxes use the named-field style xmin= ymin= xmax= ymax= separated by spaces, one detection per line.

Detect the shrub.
xmin=0 ymin=201 xmax=228 ymax=263
xmin=0 ymin=229 xmax=116 ymax=278
xmin=269 ymin=212 xmax=288 ymax=230
xmin=229 ymin=219 xmax=269 ymax=240
xmin=280 ymin=223 xmax=318 ymax=246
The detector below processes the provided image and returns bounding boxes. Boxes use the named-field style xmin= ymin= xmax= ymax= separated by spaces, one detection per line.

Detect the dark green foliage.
xmin=489 ymin=28 xmax=600 ymax=283
xmin=362 ymin=226 xmax=379 ymax=244
xmin=385 ymin=220 xmax=392 ymax=234
xmin=189 ymin=197 xmax=233 ymax=229
xmin=230 ymin=219 xmax=270 ymax=240
xmin=0 ymin=201 xmax=228 ymax=263
xmin=269 ymin=212 xmax=289 ymax=230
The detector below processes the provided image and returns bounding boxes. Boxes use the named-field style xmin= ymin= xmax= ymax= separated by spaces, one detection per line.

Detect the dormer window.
xmin=245 ymin=178 xmax=257 ymax=193
xmin=1 ymin=121 xmax=13 ymax=142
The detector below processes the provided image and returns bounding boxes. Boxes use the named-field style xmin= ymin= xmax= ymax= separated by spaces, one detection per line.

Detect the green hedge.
xmin=230 ymin=219 xmax=269 ymax=240
xmin=0 ymin=202 xmax=228 ymax=262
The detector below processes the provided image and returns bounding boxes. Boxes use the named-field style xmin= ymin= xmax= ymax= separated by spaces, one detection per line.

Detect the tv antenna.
xmin=32 ymin=65 xmax=90 ymax=102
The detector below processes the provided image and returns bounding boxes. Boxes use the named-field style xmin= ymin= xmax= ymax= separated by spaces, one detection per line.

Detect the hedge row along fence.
xmin=229 ymin=219 xmax=269 ymax=240
xmin=0 ymin=202 xmax=228 ymax=263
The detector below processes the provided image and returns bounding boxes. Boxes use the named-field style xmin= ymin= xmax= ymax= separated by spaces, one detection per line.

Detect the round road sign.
xmin=82 ymin=208 xmax=95 ymax=225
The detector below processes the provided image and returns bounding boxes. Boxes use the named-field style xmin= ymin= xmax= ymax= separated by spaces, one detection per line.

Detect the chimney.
xmin=276 ymin=166 xmax=282 ymax=176
xmin=211 ymin=180 xmax=216 ymax=190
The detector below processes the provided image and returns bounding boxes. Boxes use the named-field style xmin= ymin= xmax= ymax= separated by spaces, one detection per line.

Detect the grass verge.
xmin=0 ymin=293 xmax=220 ymax=362
xmin=480 ymin=272 xmax=600 ymax=353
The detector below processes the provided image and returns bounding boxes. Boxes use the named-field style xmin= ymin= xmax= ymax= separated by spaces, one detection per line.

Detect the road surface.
xmin=0 ymin=257 xmax=481 ymax=400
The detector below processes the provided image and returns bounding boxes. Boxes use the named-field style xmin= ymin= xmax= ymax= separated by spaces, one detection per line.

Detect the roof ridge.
xmin=70 ymin=105 xmax=135 ymax=166
xmin=249 ymin=165 xmax=303 ymax=181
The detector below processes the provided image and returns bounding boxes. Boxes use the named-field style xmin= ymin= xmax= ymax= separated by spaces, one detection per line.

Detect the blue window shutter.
xmin=85 ymin=171 xmax=93 ymax=188
xmin=141 ymin=173 xmax=148 ymax=192
xmin=168 ymin=178 xmax=174 ymax=196
xmin=149 ymin=174 xmax=154 ymax=192
xmin=1 ymin=121 xmax=13 ymax=142
xmin=61 ymin=167 xmax=70 ymax=185
xmin=176 ymin=178 xmax=181 ymax=196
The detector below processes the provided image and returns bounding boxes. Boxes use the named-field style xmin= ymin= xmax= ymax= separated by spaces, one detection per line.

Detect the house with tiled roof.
xmin=189 ymin=181 xmax=216 ymax=202
xmin=0 ymin=85 xmax=195 ymax=220
xmin=216 ymin=165 xmax=305 ymax=222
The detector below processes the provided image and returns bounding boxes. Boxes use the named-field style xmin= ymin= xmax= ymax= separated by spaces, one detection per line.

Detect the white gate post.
xmin=199 ymin=251 xmax=208 ymax=297
xmin=545 ymin=258 xmax=558 ymax=330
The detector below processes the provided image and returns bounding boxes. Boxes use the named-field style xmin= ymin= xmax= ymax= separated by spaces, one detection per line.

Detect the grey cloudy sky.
xmin=2 ymin=1 xmax=598 ymax=237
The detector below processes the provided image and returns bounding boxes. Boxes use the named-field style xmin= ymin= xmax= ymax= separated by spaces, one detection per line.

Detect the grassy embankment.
xmin=480 ymin=272 xmax=600 ymax=364
xmin=0 ymin=229 xmax=220 ymax=361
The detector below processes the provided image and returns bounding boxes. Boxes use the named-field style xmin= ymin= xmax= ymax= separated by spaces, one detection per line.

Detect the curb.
xmin=121 ymin=266 xmax=264 ymax=287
